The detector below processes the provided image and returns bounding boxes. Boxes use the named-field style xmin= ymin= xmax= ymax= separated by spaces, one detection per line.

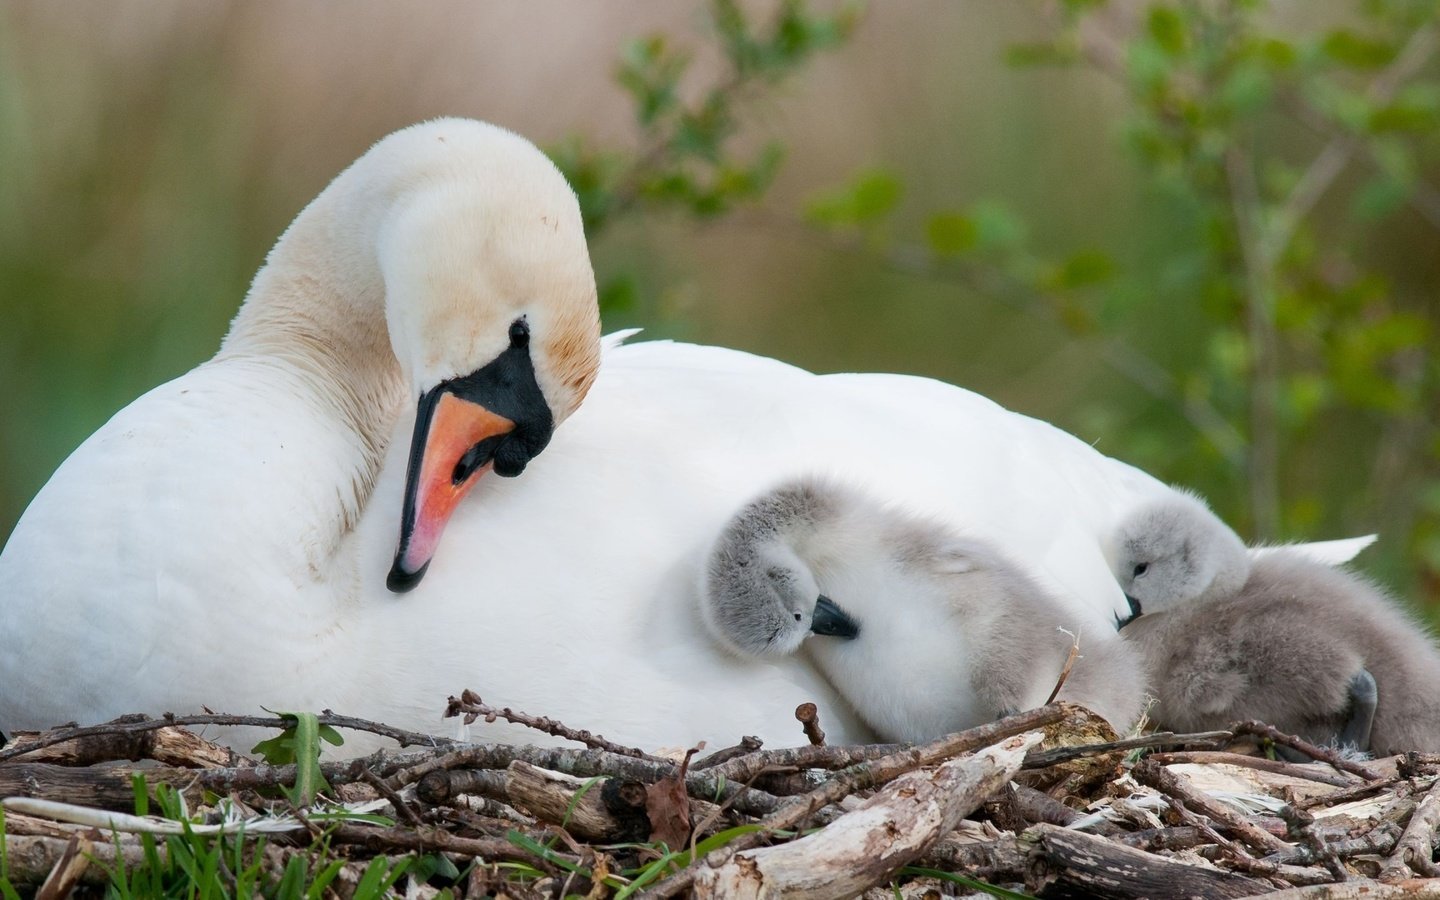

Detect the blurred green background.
xmin=2 ymin=1 xmax=1438 ymax=613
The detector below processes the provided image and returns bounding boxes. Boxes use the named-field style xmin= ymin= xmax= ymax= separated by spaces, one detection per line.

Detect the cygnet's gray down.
xmin=1113 ymin=492 xmax=1440 ymax=755
xmin=700 ymin=476 xmax=1146 ymax=742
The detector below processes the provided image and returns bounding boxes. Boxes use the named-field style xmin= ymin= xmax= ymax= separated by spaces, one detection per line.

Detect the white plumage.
xmin=0 ymin=118 xmax=1358 ymax=755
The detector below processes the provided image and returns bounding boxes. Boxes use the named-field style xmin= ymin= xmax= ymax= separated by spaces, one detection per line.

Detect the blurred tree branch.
xmin=791 ymin=0 xmax=1440 ymax=597
xmin=550 ymin=0 xmax=859 ymax=240
xmin=554 ymin=0 xmax=1440 ymax=597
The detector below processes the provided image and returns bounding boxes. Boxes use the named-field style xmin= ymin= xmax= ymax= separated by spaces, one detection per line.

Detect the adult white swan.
xmin=0 ymin=119 xmax=1361 ymax=754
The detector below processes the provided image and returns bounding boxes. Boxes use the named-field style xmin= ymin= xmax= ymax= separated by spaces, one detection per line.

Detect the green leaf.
xmin=251 ymin=710 xmax=334 ymax=805
xmin=898 ymin=866 xmax=1037 ymax=899
xmin=805 ymin=169 xmax=903 ymax=227
xmin=1256 ymin=37 xmax=1296 ymax=69
xmin=1220 ymin=61 xmax=1272 ymax=116
xmin=1353 ymin=174 xmax=1411 ymax=220
xmin=1146 ymin=6 xmax=1187 ymax=56
xmin=968 ymin=200 xmax=1027 ymax=251
xmin=851 ymin=170 xmax=903 ymax=221
xmin=1051 ymin=250 xmax=1116 ymax=289
xmin=1321 ymin=28 xmax=1396 ymax=68
xmin=1005 ymin=41 xmax=1078 ymax=67
xmin=925 ymin=212 xmax=977 ymax=256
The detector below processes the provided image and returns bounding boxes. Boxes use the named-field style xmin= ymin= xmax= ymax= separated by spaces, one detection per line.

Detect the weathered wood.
xmin=1133 ymin=757 xmax=1293 ymax=855
xmin=1382 ymin=777 xmax=1440 ymax=880
xmin=34 ymin=835 xmax=91 ymax=900
xmin=0 ymin=763 xmax=201 ymax=809
xmin=922 ymin=833 xmax=1028 ymax=881
xmin=1150 ymin=751 xmax=1358 ymax=788
xmin=0 ymin=835 xmax=156 ymax=888
xmin=504 ymin=760 xmax=644 ymax=842
xmin=3 ymin=724 xmax=238 ymax=769
xmin=689 ymin=732 xmax=1041 ymax=899
xmin=1021 ymin=823 xmax=1270 ymax=899
xmin=416 ymin=767 xmax=509 ymax=804
xmin=1255 ymin=879 xmax=1440 ymax=899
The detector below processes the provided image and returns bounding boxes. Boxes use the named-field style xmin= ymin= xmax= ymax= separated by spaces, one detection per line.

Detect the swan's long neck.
xmin=216 ymin=162 xmax=410 ymax=553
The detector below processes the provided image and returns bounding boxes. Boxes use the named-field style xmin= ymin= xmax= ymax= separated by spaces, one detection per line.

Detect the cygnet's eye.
xmin=792 ymin=611 xmax=803 ymax=622
xmin=1133 ymin=562 xmax=1149 ymax=578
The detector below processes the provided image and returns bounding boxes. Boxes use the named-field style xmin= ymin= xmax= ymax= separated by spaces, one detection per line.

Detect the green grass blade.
xmin=898 ymin=866 xmax=1037 ymax=899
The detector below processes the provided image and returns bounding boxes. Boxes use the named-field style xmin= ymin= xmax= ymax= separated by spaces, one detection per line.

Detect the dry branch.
xmin=1133 ymin=757 xmax=1293 ymax=856
xmin=1382 ymin=776 xmax=1440 ymax=880
xmin=1151 ymin=751 xmax=1358 ymax=788
xmin=504 ymin=761 xmax=640 ymax=842
xmin=3 ymin=701 xmax=1434 ymax=899
xmin=1022 ymin=822 xmax=1271 ymax=898
xmin=1233 ymin=721 xmax=1384 ymax=782
xmin=1022 ymin=729 xmax=1233 ymax=768
xmin=4 ymin=722 xmax=237 ymax=769
xmin=689 ymin=732 xmax=1041 ymax=898
xmin=0 ymin=834 xmax=156 ymax=888
xmin=0 ymin=712 xmax=452 ymax=764
xmin=445 ymin=689 xmax=663 ymax=762
xmin=795 ymin=703 xmax=825 ymax=747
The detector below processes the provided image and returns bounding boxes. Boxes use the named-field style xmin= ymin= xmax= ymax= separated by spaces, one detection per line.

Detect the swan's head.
xmin=373 ymin=121 xmax=601 ymax=591
xmin=1111 ymin=491 xmax=1250 ymax=623
xmin=701 ymin=481 xmax=862 ymax=657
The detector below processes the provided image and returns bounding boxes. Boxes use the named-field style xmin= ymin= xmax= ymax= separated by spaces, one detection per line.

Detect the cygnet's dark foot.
xmin=996 ymin=707 xmax=1021 ymax=720
xmin=1271 ymin=669 xmax=1379 ymax=763
xmin=1338 ymin=668 xmax=1378 ymax=753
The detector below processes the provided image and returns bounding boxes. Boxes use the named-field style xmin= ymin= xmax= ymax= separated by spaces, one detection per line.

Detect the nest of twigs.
xmin=1 ymin=693 xmax=1437 ymax=899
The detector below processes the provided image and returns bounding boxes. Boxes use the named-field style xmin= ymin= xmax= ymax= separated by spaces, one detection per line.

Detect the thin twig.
xmin=1148 ymin=751 xmax=1356 ymax=788
xmin=640 ymin=706 xmax=1068 ymax=898
xmin=1044 ymin=629 xmax=1082 ymax=705
xmin=794 ymin=703 xmax=825 ymax=747
xmin=1023 ymin=730 xmax=1233 ymax=768
xmin=446 ymin=690 xmax=665 ymax=762
xmin=353 ymin=764 xmax=421 ymax=827
xmin=1279 ymin=804 xmax=1352 ymax=882
xmin=1380 ymin=775 xmax=1440 ymax=879
xmin=1163 ymin=796 xmax=1324 ymax=887
xmin=1225 ymin=143 xmax=1282 ymax=536
xmin=1269 ymin=24 xmax=1440 ymax=254
xmin=692 ymin=736 xmax=763 ymax=770
xmin=1232 ymin=721 xmax=1383 ymax=782
xmin=0 ymin=712 xmax=454 ymax=764
xmin=1296 ymin=774 xmax=1401 ymax=810
xmin=1133 ymin=757 xmax=1292 ymax=856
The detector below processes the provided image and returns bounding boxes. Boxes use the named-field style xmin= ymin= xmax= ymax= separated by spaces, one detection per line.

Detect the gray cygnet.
xmin=701 ymin=476 xmax=1146 ymax=742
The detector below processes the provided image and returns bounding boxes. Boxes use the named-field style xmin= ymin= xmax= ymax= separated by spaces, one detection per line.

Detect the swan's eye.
xmin=1133 ymin=562 xmax=1149 ymax=578
xmin=452 ymin=435 xmax=504 ymax=485
xmin=509 ymin=318 xmax=530 ymax=348
xmin=793 ymin=612 xmax=803 ymax=622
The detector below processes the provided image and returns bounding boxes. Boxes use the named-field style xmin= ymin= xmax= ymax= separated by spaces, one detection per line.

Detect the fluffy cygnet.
xmin=700 ymin=477 xmax=1147 ymax=741
xmin=1114 ymin=492 xmax=1440 ymax=755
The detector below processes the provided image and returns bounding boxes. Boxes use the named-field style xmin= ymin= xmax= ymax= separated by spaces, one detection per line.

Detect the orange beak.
xmin=388 ymin=391 xmax=516 ymax=592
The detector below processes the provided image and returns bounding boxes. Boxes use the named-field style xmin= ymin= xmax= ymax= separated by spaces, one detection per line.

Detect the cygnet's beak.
xmin=1114 ymin=594 xmax=1143 ymax=631
xmin=388 ymin=322 xmax=554 ymax=593
xmin=811 ymin=595 xmax=861 ymax=639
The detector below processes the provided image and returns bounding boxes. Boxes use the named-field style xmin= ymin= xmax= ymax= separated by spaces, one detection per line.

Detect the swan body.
xmin=700 ymin=477 xmax=1147 ymax=740
xmin=1114 ymin=494 xmax=1440 ymax=754
xmin=4 ymin=118 xmax=1220 ymax=754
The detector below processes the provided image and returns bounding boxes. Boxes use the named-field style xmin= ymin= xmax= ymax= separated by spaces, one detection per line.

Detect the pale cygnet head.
xmin=701 ymin=480 xmax=861 ymax=658
xmin=1112 ymin=491 xmax=1250 ymax=621
xmin=260 ymin=119 xmax=602 ymax=592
